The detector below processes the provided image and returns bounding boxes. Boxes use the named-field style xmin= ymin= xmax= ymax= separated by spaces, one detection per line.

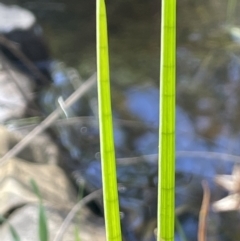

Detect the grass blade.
xmin=0 ymin=214 xmax=21 ymax=241
xmin=74 ymin=226 xmax=81 ymax=241
xmin=175 ymin=216 xmax=188 ymax=241
xmin=96 ymin=0 xmax=122 ymax=240
xmin=157 ymin=0 xmax=176 ymax=240
xmin=38 ymin=204 xmax=49 ymax=241
xmin=30 ymin=179 xmax=42 ymax=202
xmin=29 ymin=179 xmax=49 ymax=241
xmin=9 ymin=224 xmax=21 ymax=241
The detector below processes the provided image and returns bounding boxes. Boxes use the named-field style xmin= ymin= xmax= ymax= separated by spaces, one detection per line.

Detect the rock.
xmin=0 ymin=204 xmax=74 ymax=241
xmin=0 ymin=3 xmax=35 ymax=33
xmin=0 ymin=158 xmax=77 ymax=215
xmin=0 ymin=3 xmax=52 ymax=85
xmin=0 ymin=54 xmax=35 ymax=122
xmin=0 ymin=203 xmax=106 ymax=241
xmin=0 ymin=158 xmax=106 ymax=241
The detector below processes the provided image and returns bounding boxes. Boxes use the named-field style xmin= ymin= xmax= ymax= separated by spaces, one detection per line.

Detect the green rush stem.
xmin=157 ymin=0 xmax=176 ymax=241
xmin=96 ymin=0 xmax=122 ymax=241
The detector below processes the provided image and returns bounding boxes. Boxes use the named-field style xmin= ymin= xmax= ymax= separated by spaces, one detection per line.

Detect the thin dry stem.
xmin=0 ymin=73 xmax=96 ymax=165
xmin=198 ymin=180 xmax=210 ymax=241
xmin=53 ymin=189 xmax=102 ymax=241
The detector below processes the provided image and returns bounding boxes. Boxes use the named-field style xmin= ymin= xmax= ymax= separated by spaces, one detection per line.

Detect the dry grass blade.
xmin=198 ymin=180 xmax=210 ymax=241
xmin=0 ymin=73 xmax=96 ymax=165
xmin=117 ymin=151 xmax=240 ymax=166
xmin=53 ymin=189 xmax=102 ymax=241
xmin=177 ymin=151 xmax=240 ymax=164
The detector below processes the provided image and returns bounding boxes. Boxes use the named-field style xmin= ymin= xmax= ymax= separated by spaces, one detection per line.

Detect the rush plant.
xmin=157 ymin=0 xmax=176 ymax=240
xmin=96 ymin=0 xmax=176 ymax=241
xmin=96 ymin=0 xmax=122 ymax=241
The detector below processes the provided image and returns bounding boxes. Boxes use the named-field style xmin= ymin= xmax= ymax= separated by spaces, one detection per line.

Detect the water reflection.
xmin=36 ymin=51 xmax=240 ymax=240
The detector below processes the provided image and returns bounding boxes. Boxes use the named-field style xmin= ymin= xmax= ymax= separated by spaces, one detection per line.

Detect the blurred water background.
xmin=3 ymin=0 xmax=240 ymax=240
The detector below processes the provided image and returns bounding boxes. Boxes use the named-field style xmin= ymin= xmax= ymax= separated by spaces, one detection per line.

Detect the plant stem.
xmin=96 ymin=1 xmax=122 ymax=241
xmin=157 ymin=0 xmax=176 ymax=240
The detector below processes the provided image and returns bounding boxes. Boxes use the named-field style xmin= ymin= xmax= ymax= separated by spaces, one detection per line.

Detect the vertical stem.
xmin=198 ymin=181 xmax=210 ymax=241
xmin=158 ymin=0 xmax=176 ymax=240
xmin=96 ymin=1 xmax=122 ymax=241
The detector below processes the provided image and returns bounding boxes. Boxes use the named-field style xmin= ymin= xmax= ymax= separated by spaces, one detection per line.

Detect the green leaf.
xmin=0 ymin=215 xmax=21 ymax=241
xmin=74 ymin=226 xmax=81 ymax=241
xmin=175 ymin=216 xmax=188 ymax=241
xmin=9 ymin=224 xmax=21 ymax=241
xmin=38 ymin=204 xmax=48 ymax=241
xmin=29 ymin=179 xmax=42 ymax=202
xmin=29 ymin=179 xmax=48 ymax=241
